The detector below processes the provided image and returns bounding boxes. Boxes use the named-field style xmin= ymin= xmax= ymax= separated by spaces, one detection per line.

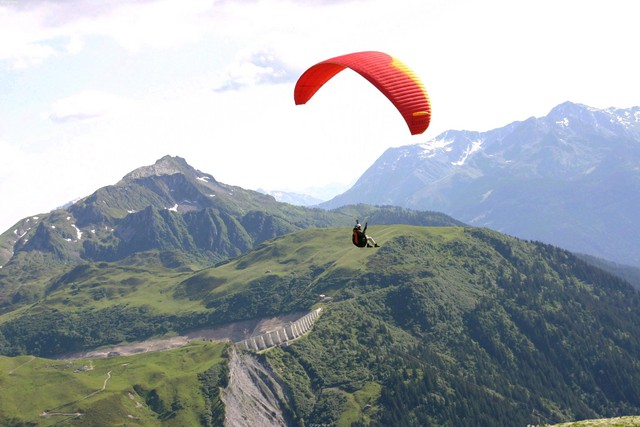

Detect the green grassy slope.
xmin=0 ymin=341 xmax=229 ymax=426
xmin=0 ymin=200 xmax=461 ymax=311
xmin=0 ymin=226 xmax=414 ymax=356
xmin=178 ymin=225 xmax=459 ymax=297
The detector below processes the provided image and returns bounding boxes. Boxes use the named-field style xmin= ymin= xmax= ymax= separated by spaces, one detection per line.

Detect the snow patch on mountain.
xmin=452 ymin=140 xmax=484 ymax=166
xmin=614 ymin=110 xmax=640 ymax=127
xmin=72 ymin=224 xmax=83 ymax=240
xmin=13 ymin=229 xmax=27 ymax=239
xmin=418 ymin=138 xmax=453 ymax=158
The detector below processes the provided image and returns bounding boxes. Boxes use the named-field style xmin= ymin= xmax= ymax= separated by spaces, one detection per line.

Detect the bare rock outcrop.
xmin=221 ymin=347 xmax=290 ymax=427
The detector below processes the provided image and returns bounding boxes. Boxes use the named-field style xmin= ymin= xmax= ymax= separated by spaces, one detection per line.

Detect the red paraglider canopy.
xmin=294 ymin=51 xmax=431 ymax=135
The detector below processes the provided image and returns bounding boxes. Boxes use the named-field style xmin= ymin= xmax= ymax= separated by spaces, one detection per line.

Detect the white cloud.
xmin=65 ymin=36 xmax=84 ymax=55
xmin=212 ymin=48 xmax=298 ymax=91
xmin=47 ymin=90 xmax=136 ymax=123
xmin=0 ymin=4 xmax=60 ymax=68
xmin=0 ymin=0 xmax=215 ymax=68
xmin=83 ymin=0 xmax=214 ymax=52
xmin=0 ymin=138 xmax=24 ymax=179
xmin=0 ymin=138 xmax=83 ymax=230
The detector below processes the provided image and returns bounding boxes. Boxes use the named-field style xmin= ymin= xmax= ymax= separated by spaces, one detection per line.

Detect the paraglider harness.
xmin=352 ymin=221 xmax=368 ymax=248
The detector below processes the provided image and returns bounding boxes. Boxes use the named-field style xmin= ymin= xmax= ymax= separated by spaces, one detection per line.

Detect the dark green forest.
xmin=262 ymin=228 xmax=640 ymax=426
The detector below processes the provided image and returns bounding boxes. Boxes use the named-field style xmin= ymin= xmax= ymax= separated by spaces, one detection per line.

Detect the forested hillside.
xmin=260 ymin=227 xmax=640 ymax=425
xmin=3 ymin=225 xmax=638 ymax=425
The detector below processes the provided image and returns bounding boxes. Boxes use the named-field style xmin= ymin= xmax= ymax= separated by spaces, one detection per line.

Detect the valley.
xmin=58 ymin=310 xmax=309 ymax=359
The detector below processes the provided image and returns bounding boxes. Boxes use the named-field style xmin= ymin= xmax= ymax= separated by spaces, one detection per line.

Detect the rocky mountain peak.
xmin=545 ymin=101 xmax=640 ymax=136
xmin=119 ymin=155 xmax=199 ymax=183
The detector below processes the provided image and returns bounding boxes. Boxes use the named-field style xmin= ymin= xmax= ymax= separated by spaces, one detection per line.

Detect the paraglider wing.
xmin=294 ymin=51 xmax=431 ymax=135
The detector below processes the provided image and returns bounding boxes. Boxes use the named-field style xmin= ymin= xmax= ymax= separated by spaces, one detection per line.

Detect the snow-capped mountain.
xmin=322 ymin=101 xmax=640 ymax=267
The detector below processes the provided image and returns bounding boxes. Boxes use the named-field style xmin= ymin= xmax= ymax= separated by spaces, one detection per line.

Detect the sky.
xmin=1 ymin=0 xmax=639 ymax=233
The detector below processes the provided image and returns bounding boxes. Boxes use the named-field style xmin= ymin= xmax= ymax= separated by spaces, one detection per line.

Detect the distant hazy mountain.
xmin=322 ymin=102 xmax=640 ymax=267
xmin=257 ymin=188 xmax=325 ymax=206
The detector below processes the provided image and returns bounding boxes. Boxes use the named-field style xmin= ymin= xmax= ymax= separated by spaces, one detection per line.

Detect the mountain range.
xmin=1 ymin=129 xmax=640 ymax=425
xmin=321 ymin=102 xmax=640 ymax=268
xmin=0 ymin=155 xmax=460 ymax=310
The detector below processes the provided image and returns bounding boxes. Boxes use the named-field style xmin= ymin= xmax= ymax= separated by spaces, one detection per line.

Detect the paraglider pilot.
xmin=352 ymin=220 xmax=380 ymax=248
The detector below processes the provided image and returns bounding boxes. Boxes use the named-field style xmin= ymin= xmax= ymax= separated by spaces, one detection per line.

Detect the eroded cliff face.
xmin=221 ymin=347 xmax=291 ymax=427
